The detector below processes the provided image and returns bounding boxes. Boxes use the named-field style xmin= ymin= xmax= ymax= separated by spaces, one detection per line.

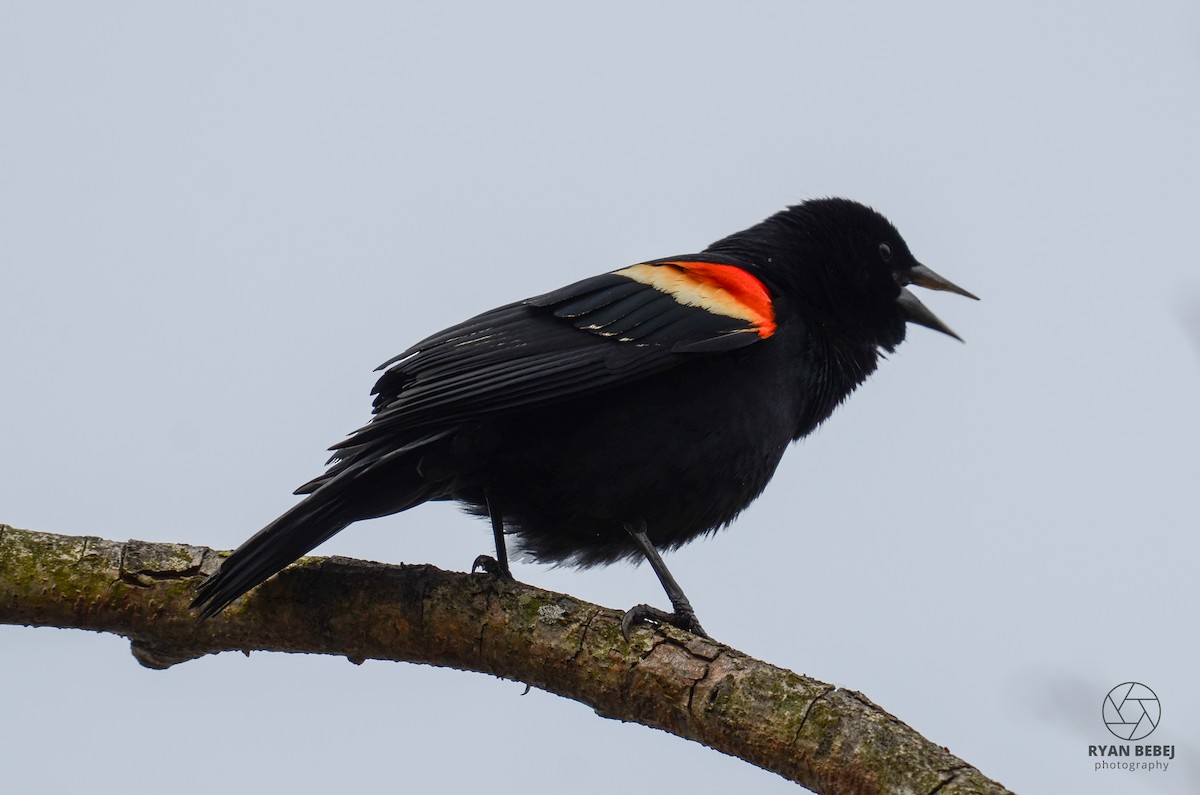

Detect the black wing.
xmin=355 ymin=265 xmax=771 ymax=438
xmin=297 ymin=260 xmax=777 ymax=492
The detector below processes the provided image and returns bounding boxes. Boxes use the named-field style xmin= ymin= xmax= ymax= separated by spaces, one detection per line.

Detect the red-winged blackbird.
xmin=193 ymin=198 xmax=976 ymax=636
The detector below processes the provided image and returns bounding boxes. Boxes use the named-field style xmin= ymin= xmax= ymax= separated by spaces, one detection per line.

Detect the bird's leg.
xmin=621 ymin=520 xmax=708 ymax=639
xmin=471 ymin=490 xmax=513 ymax=579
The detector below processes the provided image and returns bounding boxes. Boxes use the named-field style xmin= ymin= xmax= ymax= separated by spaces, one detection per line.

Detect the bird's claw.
xmin=471 ymin=554 xmax=513 ymax=579
xmin=620 ymin=603 xmax=709 ymax=642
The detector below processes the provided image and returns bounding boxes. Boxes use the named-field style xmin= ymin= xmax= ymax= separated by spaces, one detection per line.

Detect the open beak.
xmin=894 ymin=264 xmax=979 ymax=342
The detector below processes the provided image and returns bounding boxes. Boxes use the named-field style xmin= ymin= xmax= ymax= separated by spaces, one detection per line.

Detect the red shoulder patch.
xmin=665 ymin=261 xmax=777 ymax=338
xmin=615 ymin=260 xmax=777 ymax=338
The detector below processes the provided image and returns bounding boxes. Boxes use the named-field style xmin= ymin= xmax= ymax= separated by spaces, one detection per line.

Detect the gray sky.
xmin=3 ymin=3 xmax=1198 ymax=793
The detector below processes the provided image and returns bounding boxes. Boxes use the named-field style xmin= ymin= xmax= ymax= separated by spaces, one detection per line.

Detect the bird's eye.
xmin=878 ymin=243 xmax=892 ymax=263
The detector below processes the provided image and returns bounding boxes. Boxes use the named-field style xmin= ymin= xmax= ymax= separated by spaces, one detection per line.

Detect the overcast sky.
xmin=3 ymin=3 xmax=1198 ymax=793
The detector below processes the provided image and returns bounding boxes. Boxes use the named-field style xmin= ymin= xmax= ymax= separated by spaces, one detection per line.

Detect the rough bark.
xmin=0 ymin=524 xmax=1013 ymax=795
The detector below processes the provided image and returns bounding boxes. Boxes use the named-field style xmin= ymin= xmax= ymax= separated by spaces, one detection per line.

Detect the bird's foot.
xmin=621 ymin=603 xmax=709 ymax=641
xmin=471 ymin=554 xmax=513 ymax=579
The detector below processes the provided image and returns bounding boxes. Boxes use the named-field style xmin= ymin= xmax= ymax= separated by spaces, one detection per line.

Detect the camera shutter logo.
xmin=1103 ymin=682 xmax=1160 ymax=741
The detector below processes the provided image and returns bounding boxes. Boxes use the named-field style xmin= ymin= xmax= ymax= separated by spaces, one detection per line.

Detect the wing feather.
xmin=337 ymin=260 xmax=775 ymax=453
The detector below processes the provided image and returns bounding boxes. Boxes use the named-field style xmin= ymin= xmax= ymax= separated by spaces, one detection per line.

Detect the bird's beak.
xmin=894 ymin=264 xmax=979 ymax=342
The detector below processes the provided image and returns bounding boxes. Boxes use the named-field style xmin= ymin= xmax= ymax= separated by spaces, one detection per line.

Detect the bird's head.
xmin=710 ymin=198 xmax=977 ymax=352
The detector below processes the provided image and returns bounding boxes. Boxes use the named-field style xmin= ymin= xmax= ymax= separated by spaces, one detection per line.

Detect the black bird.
xmin=192 ymin=198 xmax=976 ymax=636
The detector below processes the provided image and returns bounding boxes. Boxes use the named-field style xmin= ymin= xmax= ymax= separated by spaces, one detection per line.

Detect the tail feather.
xmin=192 ymin=451 xmax=439 ymax=618
xmin=192 ymin=495 xmax=352 ymax=618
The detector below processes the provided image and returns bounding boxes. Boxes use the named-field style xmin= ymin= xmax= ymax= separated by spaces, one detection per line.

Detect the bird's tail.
xmin=192 ymin=451 xmax=437 ymax=618
xmin=191 ymin=490 xmax=352 ymax=618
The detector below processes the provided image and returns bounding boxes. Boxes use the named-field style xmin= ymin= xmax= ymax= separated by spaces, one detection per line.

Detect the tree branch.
xmin=0 ymin=524 xmax=1012 ymax=795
